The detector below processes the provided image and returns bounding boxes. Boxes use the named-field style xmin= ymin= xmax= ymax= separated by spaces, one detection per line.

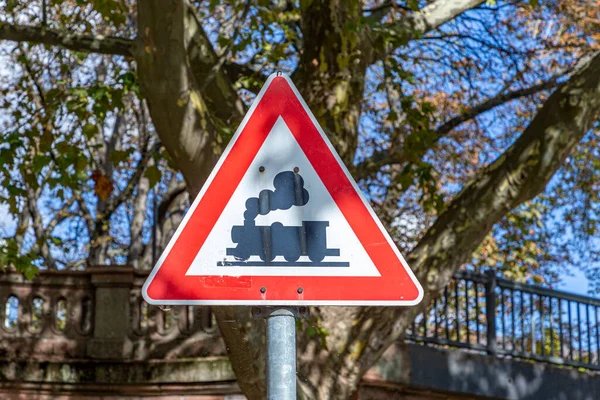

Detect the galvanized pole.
xmin=266 ymin=307 xmax=296 ymax=400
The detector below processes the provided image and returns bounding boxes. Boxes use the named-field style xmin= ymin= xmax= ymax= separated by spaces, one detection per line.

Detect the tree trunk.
xmin=135 ymin=0 xmax=244 ymax=196
xmin=294 ymin=0 xmax=372 ymax=166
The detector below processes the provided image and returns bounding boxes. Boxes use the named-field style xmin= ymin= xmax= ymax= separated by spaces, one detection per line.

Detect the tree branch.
xmin=157 ymin=179 xmax=187 ymax=225
xmin=45 ymin=195 xmax=78 ymax=234
xmin=360 ymin=50 xmax=600 ymax=380
xmin=104 ymin=142 xmax=158 ymax=217
xmin=223 ymin=61 xmax=267 ymax=94
xmin=25 ymin=188 xmax=56 ymax=269
xmin=363 ymin=1 xmax=411 ymax=14
xmin=437 ymin=78 xmax=560 ymax=135
xmin=0 ymin=23 xmax=134 ymax=57
xmin=136 ymin=0 xmax=244 ymax=196
xmin=371 ymin=0 xmax=486 ymax=53
xmin=354 ymin=77 xmax=561 ymax=180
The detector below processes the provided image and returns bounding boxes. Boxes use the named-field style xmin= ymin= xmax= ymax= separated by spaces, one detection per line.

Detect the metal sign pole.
xmin=266 ymin=308 xmax=296 ymax=400
xmin=253 ymin=306 xmax=308 ymax=400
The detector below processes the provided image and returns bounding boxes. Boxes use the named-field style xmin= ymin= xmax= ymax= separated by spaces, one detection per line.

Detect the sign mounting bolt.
xmin=297 ymin=287 xmax=303 ymax=294
xmin=259 ymin=166 xmax=265 ymax=172
xmin=260 ymin=286 xmax=267 ymax=294
xmin=293 ymin=166 xmax=299 ymax=173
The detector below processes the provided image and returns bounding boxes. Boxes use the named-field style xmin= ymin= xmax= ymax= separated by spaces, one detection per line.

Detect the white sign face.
xmin=186 ymin=117 xmax=380 ymax=277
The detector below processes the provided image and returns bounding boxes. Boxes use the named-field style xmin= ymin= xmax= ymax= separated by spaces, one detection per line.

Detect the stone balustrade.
xmin=2 ymin=267 xmax=599 ymax=399
xmin=0 ymin=266 xmax=224 ymax=361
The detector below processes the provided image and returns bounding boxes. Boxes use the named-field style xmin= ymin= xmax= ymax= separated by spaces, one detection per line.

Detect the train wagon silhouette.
xmin=226 ymin=220 xmax=340 ymax=263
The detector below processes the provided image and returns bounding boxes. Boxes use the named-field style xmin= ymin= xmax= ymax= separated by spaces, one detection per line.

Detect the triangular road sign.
xmin=143 ymin=73 xmax=423 ymax=306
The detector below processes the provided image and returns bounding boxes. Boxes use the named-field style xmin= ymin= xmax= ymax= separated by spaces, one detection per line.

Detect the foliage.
xmin=0 ymin=0 xmax=597 ymax=286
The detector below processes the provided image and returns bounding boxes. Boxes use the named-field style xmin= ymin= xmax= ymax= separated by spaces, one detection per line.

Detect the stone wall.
xmin=0 ymin=266 xmax=224 ymax=361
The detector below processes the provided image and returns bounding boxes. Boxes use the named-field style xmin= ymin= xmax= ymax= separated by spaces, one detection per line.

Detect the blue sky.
xmin=560 ymin=269 xmax=589 ymax=295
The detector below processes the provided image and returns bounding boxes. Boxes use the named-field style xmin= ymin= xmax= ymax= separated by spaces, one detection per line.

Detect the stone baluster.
xmin=87 ymin=266 xmax=134 ymax=359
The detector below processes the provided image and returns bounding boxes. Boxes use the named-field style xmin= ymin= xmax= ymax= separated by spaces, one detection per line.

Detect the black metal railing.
xmin=406 ymin=270 xmax=600 ymax=370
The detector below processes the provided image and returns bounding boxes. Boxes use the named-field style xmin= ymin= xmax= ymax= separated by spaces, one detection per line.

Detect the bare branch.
xmin=45 ymin=195 xmax=78 ymax=234
xmin=157 ymin=179 xmax=187 ymax=225
xmin=128 ymin=161 xmax=152 ymax=268
xmin=439 ymin=79 xmax=560 ymax=134
xmin=363 ymin=1 xmax=411 ymax=14
xmin=25 ymin=189 xmax=56 ymax=269
xmin=223 ymin=61 xmax=267 ymax=94
xmin=354 ymin=77 xmax=560 ymax=180
xmin=0 ymin=23 xmax=134 ymax=57
xmin=371 ymin=0 xmax=486 ymax=52
xmin=104 ymin=141 xmax=159 ymax=217
xmin=200 ymin=0 xmax=252 ymax=91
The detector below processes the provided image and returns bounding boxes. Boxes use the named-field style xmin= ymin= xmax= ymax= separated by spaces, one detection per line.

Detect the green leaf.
xmin=75 ymin=156 xmax=88 ymax=173
xmin=0 ymin=239 xmax=39 ymax=280
xmin=21 ymin=263 xmax=39 ymax=280
xmin=82 ymin=123 xmax=97 ymax=139
xmin=32 ymin=154 xmax=53 ymax=174
xmin=397 ymin=171 xmax=414 ymax=190
xmin=144 ymin=165 xmax=162 ymax=188
xmin=109 ymin=149 xmax=133 ymax=165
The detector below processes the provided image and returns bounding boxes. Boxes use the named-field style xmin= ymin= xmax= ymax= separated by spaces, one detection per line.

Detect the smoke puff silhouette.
xmin=244 ymin=171 xmax=309 ymax=221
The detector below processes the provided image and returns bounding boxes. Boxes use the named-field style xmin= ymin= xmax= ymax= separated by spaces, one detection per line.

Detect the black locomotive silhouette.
xmin=227 ymin=220 xmax=340 ymax=263
xmin=222 ymin=170 xmax=345 ymax=266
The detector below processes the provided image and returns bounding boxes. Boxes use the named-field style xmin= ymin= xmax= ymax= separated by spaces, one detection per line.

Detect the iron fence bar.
xmin=407 ymin=336 xmax=488 ymax=352
xmin=521 ymin=290 xmax=525 ymax=354
xmin=587 ymin=304 xmax=591 ymax=364
xmin=454 ymin=270 xmax=488 ymax=284
xmin=494 ymin=348 xmax=600 ymax=371
xmin=596 ymin=307 xmax=600 ymax=365
xmin=530 ymin=292 xmax=535 ymax=355
xmin=454 ymin=271 xmax=600 ymax=307
xmin=559 ymin=298 xmax=564 ymax=359
xmin=501 ymin=289 xmax=506 ymax=350
xmin=568 ymin=301 xmax=573 ymax=361
xmin=455 ymin=282 xmax=460 ymax=342
xmin=485 ymin=270 xmax=497 ymax=355
xmin=408 ymin=271 xmax=600 ymax=371
xmin=422 ymin=308 xmax=427 ymax=338
xmin=444 ymin=286 xmax=450 ymax=340
xmin=434 ymin=298 xmax=439 ymax=339
xmin=465 ymin=280 xmax=470 ymax=345
xmin=540 ymin=295 xmax=545 ymax=357
xmin=550 ymin=297 xmax=555 ymax=357
xmin=578 ymin=304 xmax=582 ymax=362
xmin=475 ymin=283 xmax=480 ymax=344
xmin=511 ymin=289 xmax=516 ymax=352
xmin=495 ymin=277 xmax=600 ymax=307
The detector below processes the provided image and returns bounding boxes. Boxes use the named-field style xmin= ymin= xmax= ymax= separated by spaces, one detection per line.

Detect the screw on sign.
xmin=142 ymin=73 xmax=422 ymax=400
